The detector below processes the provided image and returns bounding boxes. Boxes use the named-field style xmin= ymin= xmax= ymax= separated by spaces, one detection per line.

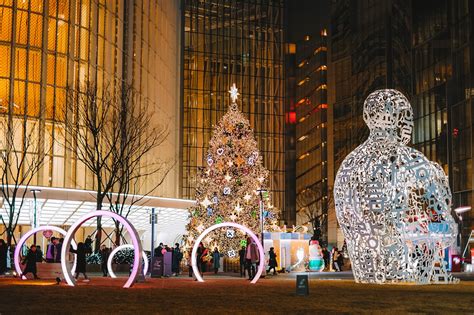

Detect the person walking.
xmin=187 ymin=250 xmax=193 ymax=277
xmin=212 ymin=247 xmax=220 ymax=274
xmin=100 ymin=245 xmax=110 ymax=277
xmin=332 ymin=247 xmax=341 ymax=272
xmin=154 ymin=243 xmax=164 ymax=257
xmin=196 ymin=242 xmax=208 ymax=279
xmin=337 ymin=249 xmax=344 ymax=272
xmin=46 ymin=237 xmax=57 ymax=263
xmin=35 ymin=245 xmax=44 ymax=263
xmin=322 ymin=247 xmax=330 ymax=271
xmin=21 ymin=245 xmax=39 ymax=279
xmin=267 ymin=247 xmax=278 ymax=275
xmin=84 ymin=236 xmax=93 ymax=255
xmin=172 ymin=243 xmax=183 ymax=276
xmin=55 ymin=238 xmax=64 ymax=263
xmin=0 ymin=239 xmax=8 ymax=275
xmin=245 ymin=237 xmax=259 ymax=280
xmin=70 ymin=242 xmax=89 ymax=281
xmin=238 ymin=246 xmax=246 ymax=278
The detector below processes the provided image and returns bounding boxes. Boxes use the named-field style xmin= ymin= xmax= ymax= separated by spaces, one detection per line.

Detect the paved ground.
xmin=1 ymin=272 xmax=473 ymax=314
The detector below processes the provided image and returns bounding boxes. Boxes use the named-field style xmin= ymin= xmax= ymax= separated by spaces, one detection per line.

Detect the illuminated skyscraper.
xmin=294 ymin=31 xmax=331 ymax=242
xmin=181 ymin=0 xmax=286 ymax=217
xmin=0 ymin=0 xmax=180 ymax=196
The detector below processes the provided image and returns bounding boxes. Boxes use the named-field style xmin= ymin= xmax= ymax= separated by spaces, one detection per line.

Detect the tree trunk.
xmin=94 ymin=196 xmax=103 ymax=253
xmin=114 ymin=221 xmax=121 ymax=246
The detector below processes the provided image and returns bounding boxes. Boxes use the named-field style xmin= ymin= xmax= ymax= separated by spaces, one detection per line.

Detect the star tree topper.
xmin=229 ymin=83 xmax=240 ymax=103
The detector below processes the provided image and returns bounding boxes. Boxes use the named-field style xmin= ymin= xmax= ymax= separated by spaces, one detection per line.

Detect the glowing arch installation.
xmin=14 ymin=226 xmax=77 ymax=279
xmin=191 ymin=222 xmax=264 ymax=284
xmin=107 ymin=244 xmax=149 ymax=278
xmin=61 ymin=210 xmax=143 ymax=288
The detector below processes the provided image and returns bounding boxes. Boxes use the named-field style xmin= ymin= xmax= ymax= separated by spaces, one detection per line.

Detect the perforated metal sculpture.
xmin=334 ymin=89 xmax=458 ymax=284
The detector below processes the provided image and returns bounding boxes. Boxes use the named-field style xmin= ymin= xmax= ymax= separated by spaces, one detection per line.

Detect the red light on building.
xmin=318 ymin=103 xmax=328 ymax=109
xmin=286 ymin=111 xmax=297 ymax=124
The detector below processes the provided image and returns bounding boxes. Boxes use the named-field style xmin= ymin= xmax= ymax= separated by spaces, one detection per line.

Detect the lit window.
xmin=314 ymin=46 xmax=327 ymax=54
xmin=296 ymin=98 xmax=305 ymax=107
xmin=288 ymin=43 xmax=296 ymax=54
xmin=298 ymin=152 xmax=310 ymax=160
xmin=321 ymin=29 xmax=327 ymax=37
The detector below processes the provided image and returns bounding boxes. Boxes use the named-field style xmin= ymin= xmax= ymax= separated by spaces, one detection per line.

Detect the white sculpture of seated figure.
xmin=334 ymin=89 xmax=458 ymax=284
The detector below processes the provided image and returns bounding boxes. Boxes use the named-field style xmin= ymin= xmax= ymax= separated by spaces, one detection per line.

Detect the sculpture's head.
xmin=363 ymin=89 xmax=413 ymax=144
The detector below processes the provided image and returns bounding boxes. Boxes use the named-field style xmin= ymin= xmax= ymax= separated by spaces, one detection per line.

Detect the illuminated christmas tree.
xmin=186 ymin=84 xmax=279 ymax=257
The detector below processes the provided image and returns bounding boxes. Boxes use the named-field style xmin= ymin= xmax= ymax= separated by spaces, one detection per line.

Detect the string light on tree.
xmin=186 ymin=84 xmax=279 ymax=256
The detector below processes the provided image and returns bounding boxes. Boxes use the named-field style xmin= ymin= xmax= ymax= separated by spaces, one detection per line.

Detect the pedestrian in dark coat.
xmin=100 ymin=245 xmax=110 ymax=277
xmin=0 ymin=239 xmax=8 ymax=275
xmin=267 ymin=247 xmax=278 ymax=275
xmin=70 ymin=242 xmax=89 ymax=281
xmin=172 ymin=243 xmax=182 ymax=276
xmin=238 ymin=246 xmax=246 ymax=277
xmin=212 ymin=248 xmax=221 ymax=274
xmin=21 ymin=245 xmax=39 ymax=279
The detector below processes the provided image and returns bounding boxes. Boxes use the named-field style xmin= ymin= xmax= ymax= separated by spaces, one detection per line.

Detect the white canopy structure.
xmin=0 ymin=186 xmax=194 ymax=248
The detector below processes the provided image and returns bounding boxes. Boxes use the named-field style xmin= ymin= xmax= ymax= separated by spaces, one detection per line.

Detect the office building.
xmin=181 ymin=0 xmax=286 ymax=218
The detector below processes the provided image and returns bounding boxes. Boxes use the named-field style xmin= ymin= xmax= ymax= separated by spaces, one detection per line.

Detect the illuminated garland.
xmin=186 ymin=84 xmax=279 ymax=257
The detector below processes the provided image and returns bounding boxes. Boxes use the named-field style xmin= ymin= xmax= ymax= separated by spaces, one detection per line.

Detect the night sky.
xmin=287 ymin=0 xmax=330 ymax=43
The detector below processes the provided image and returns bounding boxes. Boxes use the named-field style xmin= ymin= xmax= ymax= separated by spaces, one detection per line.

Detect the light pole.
xmin=30 ymin=189 xmax=41 ymax=244
xmin=257 ymin=188 xmax=268 ymax=278
xmin=257 ymin=189 xmax=267 ymax=247
xmin=150 ymin=208 xmax=157 ymax=272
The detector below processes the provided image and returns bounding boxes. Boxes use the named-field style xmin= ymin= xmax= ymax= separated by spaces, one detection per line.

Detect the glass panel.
xmin=0 ymin=7 xmax=12 ymax=41
xmin=28 ymin=49 xmax=41 ymax=82
xmin=0 ymin=45 xmax=10 ymax=77
xmin=29 ymin=13 xmax=43 ymax=47
xmin=15 ymin=10 xmax=28 ymax=44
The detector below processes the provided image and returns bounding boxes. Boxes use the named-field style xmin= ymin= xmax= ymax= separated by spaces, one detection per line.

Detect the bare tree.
xmin=296 ymin=187 xmax=332 ymax=244
xmin=105 ymin=85 xmax=171 ymax=246
xmin=63 ymin=81 xmax=124 ymax=252
xmin=0 ymin=114 xmax=50 ymax=248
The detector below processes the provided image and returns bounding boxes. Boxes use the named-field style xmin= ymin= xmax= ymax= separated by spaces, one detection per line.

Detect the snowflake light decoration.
xmin=334 ymin=89 xmax=458 ymax=284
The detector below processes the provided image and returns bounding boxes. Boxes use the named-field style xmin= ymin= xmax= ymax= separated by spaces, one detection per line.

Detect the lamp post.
xmin=257 ymin=188 xmax=268 ymax=278
xmin=256 ymin=189 xmax=267 ymax=247
xmin=30 ymin=189 xmax=41 ymax=244
xmin=150 ymin=208 xmax=157 ymax=272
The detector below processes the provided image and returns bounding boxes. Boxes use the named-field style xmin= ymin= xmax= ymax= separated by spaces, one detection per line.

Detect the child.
xmin=21 ymin=245 xmax=39 ymax=279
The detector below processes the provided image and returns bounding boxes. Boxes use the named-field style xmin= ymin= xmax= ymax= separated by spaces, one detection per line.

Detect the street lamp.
xmin=30 ymin=189 xmax=41 ymax=244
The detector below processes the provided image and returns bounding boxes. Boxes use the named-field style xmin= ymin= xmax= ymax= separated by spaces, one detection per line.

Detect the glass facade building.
xmin=328 ymin=0 xmax=412 ymax=246
xmin=181 ymin=0 xmax=286 ymax=216
xmin=294 ymin=31 xmax=330 ymax=238
xmin=0 ymin=0 xmax=181 ymax=197
xmin=329 ymin=0 xmax=474 ymax=250
xmin=411 ymin=0 xmax=473 ymax=252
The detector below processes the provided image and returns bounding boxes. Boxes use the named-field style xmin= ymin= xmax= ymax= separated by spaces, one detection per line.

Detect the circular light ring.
xmin=107 ymin=244 xmax=148 ymax=278
xmin=191 ymin=222 xmax=264 ymax=284
xmin=61 ymin=210 xmax=142 ymax=288
xmin=14 ymin=226 xmax=77 ymax=279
